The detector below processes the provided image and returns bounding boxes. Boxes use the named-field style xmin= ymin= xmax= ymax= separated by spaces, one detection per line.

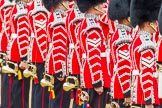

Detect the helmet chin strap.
xmin=127 ymin=17 xmax=130 ymax=23
xmin=149 ymin=22 xmax=157 ymax=32
xmin=61 ymin=2 xmax=69 ymax=10
xmin=94 ymin=6 xmax=104 ymax=14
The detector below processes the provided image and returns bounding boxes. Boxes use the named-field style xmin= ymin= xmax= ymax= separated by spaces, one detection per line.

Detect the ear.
xmin=144 ymin=22 xmax=150 ymax=27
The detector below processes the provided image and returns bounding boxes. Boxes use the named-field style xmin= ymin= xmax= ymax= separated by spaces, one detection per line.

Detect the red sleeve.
xmin=17 ymin=15 xmax=30 ymax=61
xmin=140 ymin=49 xmax=155 ymax=104
xmin=53 ymin=24 xmax=68 ymax=77
xmin=116 ymin=44 xmax=131 ymax=97
xmin=86 ymin=28 xmax=103 ymax=87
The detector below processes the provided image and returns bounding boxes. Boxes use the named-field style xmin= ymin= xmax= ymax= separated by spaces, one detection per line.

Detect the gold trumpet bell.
xmin=2 ymin=61 xmax=18 ymax=76
xmin=23 ymin=64 xmax=37 ymax=78
xmin=110 ymin=101 xmax=120 ymax=108
xmin=63 ymin=76 xmax=79 ymax=91
xmin=40 ymin=74 xmax=54 ymax=88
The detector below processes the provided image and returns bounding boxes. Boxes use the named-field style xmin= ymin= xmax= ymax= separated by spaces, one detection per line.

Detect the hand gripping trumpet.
xmin=63 ymin=76 xmax=79 ymax=91
xmin=40 ymin=73 xmax=55 ymax=99
xmin=2 ymin=61 xmax=18 ymax=76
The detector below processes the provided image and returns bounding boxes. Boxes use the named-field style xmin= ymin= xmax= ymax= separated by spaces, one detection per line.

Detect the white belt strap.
xmin=69 ymin=43 xmax=75 ymax=49
xmin=153 ymin=72 xmax=158 ymax=78
xmin=82 ymin=53 xmax=86 ymax=59
xmin=100 ymin=52 xmax=106 ymax=57
xmin=11 ymin=33 xmax=18 ymax=39
xmin=132 ymin=70 xmax=139 ymax=76
xmin=82 ymin=52 xmax=106 ymax=59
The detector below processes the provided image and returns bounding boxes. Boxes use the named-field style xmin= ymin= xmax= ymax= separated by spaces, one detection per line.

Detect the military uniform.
xmin=130 ymin=0 xmax=161 ymax=107
xmin=108 ymin=0 xmax=132 ymax=107
xmin=76 ymin=0 xmax=111 ymax=107
xmin=0 ymin=0 xmax=15 ymax=108
xmin=46 ymin=8 xmax=70 ymax=108
xmin=44 ymin=0 xmax=72 ymax=108
xmin=5 ymin=1 xmax=30 ymax=108
xmin=65 ymin=3 xmax=84 ymax=108
xmin=27 ymin=0 xmax=49 ymax=108
xmin=78 ymin=13 xmax=111 ymax=108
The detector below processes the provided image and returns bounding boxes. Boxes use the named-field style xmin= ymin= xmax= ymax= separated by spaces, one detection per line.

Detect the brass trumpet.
xmin=2 ymin=61 xmax=18 ymax=76
xmin=40 ymin=74 xmax=54 ymax=88
xmin=63 ymin=76 xmax=79 ymax=91
xmin=110 ymin=101 xmax=120 ymax=108
xmin=23 ymin=63 xmax=37 ymax=78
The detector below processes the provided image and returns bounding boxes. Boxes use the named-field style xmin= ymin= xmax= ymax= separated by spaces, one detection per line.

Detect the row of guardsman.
xmin=0 ymin=0 xmax=162 ymax=108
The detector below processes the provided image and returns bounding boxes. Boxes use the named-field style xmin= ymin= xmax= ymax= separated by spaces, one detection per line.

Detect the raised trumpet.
xmin=63 ymin=76 xmax=79 ymax=91
xmin=23 ymin=63 xmax=37 ymax=78
xmin=40 ymin=74 xmax=54 ymax=88
xmin=2 ymin=61 xmax=18 ymax=76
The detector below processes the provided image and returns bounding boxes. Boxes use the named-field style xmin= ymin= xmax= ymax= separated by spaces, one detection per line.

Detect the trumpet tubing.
xmin=40 ymin=79 xmax=54 ymax=88
xmin=23 ymin=69 xmax=33 ymax=78
xmin=63 ymin=83 xmax=76 ymax=91
xmin=2 ymin=65 xmax=17 ymax=75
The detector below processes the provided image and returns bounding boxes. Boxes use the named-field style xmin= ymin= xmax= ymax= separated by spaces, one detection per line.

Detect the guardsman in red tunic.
xmin=27 ymin=0 xmax=50 ymax=108
xmin=76 ymin=0 xmax=111 ymax=107
xmin=65 ymin=1 xmax=84 ymax=107
xmin=157 ymin=5 xmax=162 ymax=107
xmin=130 ymin=0 xmax=161 ymax=107
xmin=4 ymin=0 xmax=31 ymax=108
xmin=99 ymin=4 xmax=113 ymax=106
xmin=44 ymin=0 xmax=71 ymax=108
xmin=66 ymin=0 xmax=84 ymax=85
xmin=0 ymin=0 xmax=15 ymax=108
xmin=108 ymin=0 xmax=132 ymax=107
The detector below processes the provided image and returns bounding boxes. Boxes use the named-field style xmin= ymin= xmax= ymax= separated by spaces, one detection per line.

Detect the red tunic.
xmin=110 ymin=24 xmax=132 ymax=99
xmin=27 ymin=0 xmax=49 ymax=63
xmin=7 ymin=1 xmax=30 ymax=62
xmin=130 ymin=31 xmax=159 ymax=105
xmin=65 ymin=5 xmax=84 ymax=75
xmin=45 ymin=9 xmax=68 ymax=76
xmin=78 ymin=14 xmax=110 ymax=88
xmin=0 ymin=0 xmax=14 ymax=53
